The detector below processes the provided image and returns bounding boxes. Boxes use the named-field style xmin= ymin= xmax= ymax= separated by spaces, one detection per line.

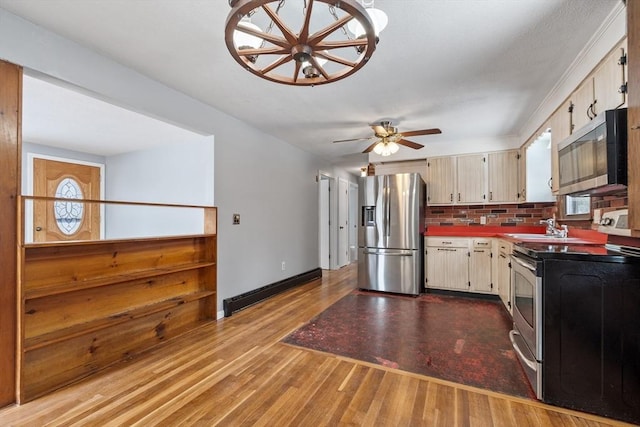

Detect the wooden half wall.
xmin=0 ymin=60 xmax=21 ymax=406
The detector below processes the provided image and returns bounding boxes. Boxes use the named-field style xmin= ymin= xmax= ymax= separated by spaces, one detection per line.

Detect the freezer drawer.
xmin=358 ymin=248 xmax=421 ymax=295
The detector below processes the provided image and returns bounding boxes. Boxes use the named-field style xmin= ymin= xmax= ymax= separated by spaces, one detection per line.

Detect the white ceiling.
xmin=0 ymin=0 xmax=622 ymax=169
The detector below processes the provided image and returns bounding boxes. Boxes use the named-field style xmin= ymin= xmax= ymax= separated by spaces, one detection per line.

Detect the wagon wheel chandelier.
xmin=225 ymin=0 xmax=388 ymax=86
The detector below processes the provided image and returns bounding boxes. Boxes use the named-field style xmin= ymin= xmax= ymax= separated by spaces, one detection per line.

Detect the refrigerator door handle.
xmin=363 ymin=250 xmax=413 ymax=256
xmin=384 ymin=175 xmax=391 ymax=237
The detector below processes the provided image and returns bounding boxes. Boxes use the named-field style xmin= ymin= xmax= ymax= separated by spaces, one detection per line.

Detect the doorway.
xmin=318 ymin=173 xmax=332 ymax=269
xmin=348 ymin=182 xmax=358 ymax=263
xmin=337 ymin=177 xmax=349 ymax=268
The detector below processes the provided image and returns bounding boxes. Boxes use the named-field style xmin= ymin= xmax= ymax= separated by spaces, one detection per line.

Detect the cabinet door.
xmin=519 ymin=145 xmax=527 ymax=202
xmin=497 ymin=251 xmax=512 ymax=313
xmin=456 ymin=154 xmax=487 ymax=204
xmin=469 ymin=248 xmax=493 ymax=293
xmin=487 ymin=150 xmax=519 ymax=203
xmin=427 ymin=156 xmax=455 ymax=205
xmin=426 ymin=247 xmax=469 ymax=291
xmin=571 ymin=78 xmax=595 ymax=133
xmin=593 ymin=40 xmax=626 ymax=115
xmin=549 ymin=100 xmax=572 ymax=195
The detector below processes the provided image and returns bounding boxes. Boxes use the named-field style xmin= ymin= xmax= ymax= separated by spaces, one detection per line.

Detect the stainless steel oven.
xmin=509 ymin=247 xmax=543 ymax=399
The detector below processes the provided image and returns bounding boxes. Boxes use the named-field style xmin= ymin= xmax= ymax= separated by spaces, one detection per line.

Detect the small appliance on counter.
xmin=509 ymin=210 xmax=640 ymax=424
xmin=357 ymin=173 xmax=425 ymax=296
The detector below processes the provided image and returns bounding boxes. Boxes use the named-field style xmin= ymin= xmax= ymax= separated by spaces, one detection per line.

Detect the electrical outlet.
xmin=480 ymin=216 xmax=487 ymax=225
xmin=281 ymin=261 xmax=286 ymax=271
xmin=233 ymin=213 xmax=240 ymax=225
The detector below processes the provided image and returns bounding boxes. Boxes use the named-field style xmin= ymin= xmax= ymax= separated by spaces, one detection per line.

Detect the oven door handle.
xmin=509 ymin=330 xmax=538 ymax=371
xmin=511 ymin=256 xmax=536 ymax=272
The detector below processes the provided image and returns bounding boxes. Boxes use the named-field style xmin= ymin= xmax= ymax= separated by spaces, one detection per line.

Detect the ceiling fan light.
xmin=234 ymin=19 xmax=263 ymax=50
xmin=373 ymin=142 xmax=384 ymax=155
xmin=388 ymin=141 xmax=400 ymax=154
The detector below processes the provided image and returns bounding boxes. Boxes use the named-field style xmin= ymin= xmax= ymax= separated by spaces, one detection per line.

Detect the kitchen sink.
xmin=503 ymin=233 xmax=594 ymax=243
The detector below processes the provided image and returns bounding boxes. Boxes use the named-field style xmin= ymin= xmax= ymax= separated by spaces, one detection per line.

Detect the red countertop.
xmin=424 ymin=225 xmax=608 ymax=244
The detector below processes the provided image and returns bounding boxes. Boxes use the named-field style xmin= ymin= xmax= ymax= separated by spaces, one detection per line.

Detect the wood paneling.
xmin=19 ymin=230 xmax=217 ymax=403
xmin=0 ymin=60 xmax=21 ymax=407
xmin=0 ymin=264 xmax=626 ymax=426
xmin=629 ymin=0 xmax=640 ymax=233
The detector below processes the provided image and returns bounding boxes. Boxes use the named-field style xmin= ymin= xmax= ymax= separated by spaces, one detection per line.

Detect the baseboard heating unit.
xmin=223 ymin=268 xmax=322 ymax=317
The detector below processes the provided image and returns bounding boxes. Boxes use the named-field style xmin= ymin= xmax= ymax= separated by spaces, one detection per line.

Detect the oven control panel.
xmin=597 ymin=209 xmax=631 ymax=236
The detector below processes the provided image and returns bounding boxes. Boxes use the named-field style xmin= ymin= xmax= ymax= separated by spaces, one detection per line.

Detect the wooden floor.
xmin=0 ymin=264 xmax=632 ymax=426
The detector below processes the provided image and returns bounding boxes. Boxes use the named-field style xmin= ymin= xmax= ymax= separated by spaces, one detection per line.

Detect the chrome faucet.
xmin=540 ymin=218 xmax=569 ymax=238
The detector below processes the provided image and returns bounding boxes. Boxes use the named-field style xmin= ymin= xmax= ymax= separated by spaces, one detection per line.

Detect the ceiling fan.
xmin=333 ymin=121 xmax=441 ymax=155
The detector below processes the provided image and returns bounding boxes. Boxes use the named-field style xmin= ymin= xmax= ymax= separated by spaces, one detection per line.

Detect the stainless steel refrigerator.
xmin=358 ymin=173 xmax=425 ymax=295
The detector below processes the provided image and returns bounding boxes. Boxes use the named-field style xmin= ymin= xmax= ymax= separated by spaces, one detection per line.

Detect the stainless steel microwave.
xmin=558 ymin=108 xmax=627 ymax=196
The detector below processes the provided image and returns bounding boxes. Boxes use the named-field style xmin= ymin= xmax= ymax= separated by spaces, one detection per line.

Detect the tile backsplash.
xmin=426 ymin=203 xmax=556 ymax=227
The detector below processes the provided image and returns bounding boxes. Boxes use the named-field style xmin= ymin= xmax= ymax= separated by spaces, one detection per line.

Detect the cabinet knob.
xmin=632 ymin=125 xmax=640 ymax=130
xmin=35 ymin=226 xmax=42 ymax=231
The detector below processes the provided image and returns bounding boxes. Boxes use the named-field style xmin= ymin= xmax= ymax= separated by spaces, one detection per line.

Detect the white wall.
xmin=0 ymin=8 xmax=351 ymax=313
xmin=105 ymin=137 xmax=214 ymax=239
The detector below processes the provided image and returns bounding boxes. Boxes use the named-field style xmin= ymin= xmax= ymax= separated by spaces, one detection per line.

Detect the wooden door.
xmin=33 ymin=159 xmax=101 ymax=242
xmin=0 ymin=59 xmax=20 ymax=408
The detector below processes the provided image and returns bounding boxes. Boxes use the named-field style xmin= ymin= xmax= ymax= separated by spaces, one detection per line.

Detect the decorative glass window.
xmin=54 ymin=178 xmax=84 ymax=235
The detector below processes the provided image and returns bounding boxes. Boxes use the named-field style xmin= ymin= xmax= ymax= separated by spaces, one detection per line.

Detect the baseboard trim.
xmin=223 ymin=268 xmax=322 ymax=317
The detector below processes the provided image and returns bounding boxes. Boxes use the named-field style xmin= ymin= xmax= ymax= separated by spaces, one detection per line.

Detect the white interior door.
xmin=319 ymin=176 xmax=330 ymax=269
xmin=348 ymin=182 xmax=358 ymax=263
xmin=338 ymin=178 xmax=349 ymax=267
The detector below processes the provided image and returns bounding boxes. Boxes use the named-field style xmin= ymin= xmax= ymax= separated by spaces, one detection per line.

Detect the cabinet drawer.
xmin=473 ymin=239 xmax=492 ymax=248
xmin=425 ymin=237 xmax=468 ymax=248
xmin=498 ymin=239 xmax=513 ymax=254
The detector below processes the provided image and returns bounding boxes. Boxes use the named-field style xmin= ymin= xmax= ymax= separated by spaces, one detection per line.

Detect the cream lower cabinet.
xmin=469 ymin=239 xmax=493 ymax=293
xmin=425 ymin=238 xmax=469 ymax=291
xmin=425 ymin=237 xmax=494 ymax=294
xmin=495 ymin=239 xmax=513 ymax=314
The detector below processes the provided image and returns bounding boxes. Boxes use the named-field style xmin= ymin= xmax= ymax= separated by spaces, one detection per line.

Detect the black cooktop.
xmin=514 ymin=242 xmax=640 ymax=263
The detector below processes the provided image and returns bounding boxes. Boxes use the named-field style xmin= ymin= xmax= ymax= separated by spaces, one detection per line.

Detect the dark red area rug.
xmin=283 ymin=291 xmax=535 ymax=399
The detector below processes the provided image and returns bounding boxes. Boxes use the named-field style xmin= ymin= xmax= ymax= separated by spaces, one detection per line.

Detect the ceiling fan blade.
xmin=397 ymin=139 xmax=424 ymax=150
xmin=333 ymin=137 xmax=373 ymax=143
xmin=371 ymin=125 xmax=389 ymax=137
xmin=401 ymin=128 xmax=442 ymax=137
xmin=362 ymin=142 xmax=379 ymax=154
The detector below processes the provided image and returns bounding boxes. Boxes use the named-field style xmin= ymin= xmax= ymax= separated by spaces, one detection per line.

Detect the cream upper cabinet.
xmin=427 ymin=156 xmax=455 ymax=204
xmin=374 ymin=159 xmax=428 ymax=179
xmin=549 ymin=100 xmax=572 ymax=195
xmin=571 ymin=78 xmax=595 ymax=133
xmin=487 ymin=150 xmax=520 ymax=203
xmin=456 ymin=154 xmax=487 ymax=204
xmin=593 ymin=39 xmax=627 ymax=116
xmin=571 ymin=39 xmax=627 ymax=133
xmin=518 ymin=145 xmax=527 ymax=202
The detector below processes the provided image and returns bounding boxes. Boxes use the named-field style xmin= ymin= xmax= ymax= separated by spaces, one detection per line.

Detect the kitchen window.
xmin=565 ymin=195 xmax=591 ymax=217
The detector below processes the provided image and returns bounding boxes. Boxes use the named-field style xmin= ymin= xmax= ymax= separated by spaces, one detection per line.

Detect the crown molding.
xmin=519 ymin=1 xmax=627 ymax=142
